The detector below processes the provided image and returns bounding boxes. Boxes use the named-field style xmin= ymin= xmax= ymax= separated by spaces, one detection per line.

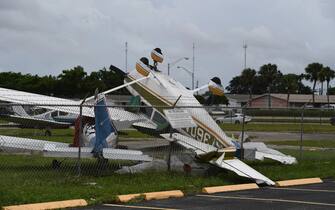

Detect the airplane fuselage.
xmin=125 ymin=70 xmax=235 ymax=151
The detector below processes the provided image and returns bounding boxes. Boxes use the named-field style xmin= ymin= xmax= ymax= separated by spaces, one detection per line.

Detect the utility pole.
xmin=192 ymin=43 xmax=195 ymax=90
xmin=125 ymin=42 xmax=128 ymax=73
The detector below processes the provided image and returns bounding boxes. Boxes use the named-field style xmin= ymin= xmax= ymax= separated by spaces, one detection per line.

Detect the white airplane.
xmin=0 ymin=92 xmax=152 ymax=166
xmin=115 ymin=48 xmax=296 ymax=185
xmin=0 ymin=105 xmax=75 ymax=136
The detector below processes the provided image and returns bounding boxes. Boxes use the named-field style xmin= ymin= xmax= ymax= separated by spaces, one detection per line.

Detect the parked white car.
xmin=215 ymin=113 xmax=252 ymax=124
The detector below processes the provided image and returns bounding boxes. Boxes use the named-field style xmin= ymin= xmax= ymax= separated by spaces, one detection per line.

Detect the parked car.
xmin=321 ymin=104 xmax=335 ymax=109
xmin=215 ymin=113 xmax=252 ymax=124
xmin=330 ymin=117 xmax=335 ymax=125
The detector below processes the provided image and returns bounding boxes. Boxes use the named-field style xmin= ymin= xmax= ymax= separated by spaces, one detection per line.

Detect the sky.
xmin=0 ymin=0 xmax=334 ymax=89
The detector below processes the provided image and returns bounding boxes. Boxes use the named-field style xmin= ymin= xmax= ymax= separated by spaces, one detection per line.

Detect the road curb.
xmin=276 ymin=177 xmax=323 ymax=187
xmin=2 ymin=199 xmax=87 ymax=210
xmin=202 ymin=183 xmax=259 ymax=194
xmin=117 ymin=190 xmax=184 ymax=202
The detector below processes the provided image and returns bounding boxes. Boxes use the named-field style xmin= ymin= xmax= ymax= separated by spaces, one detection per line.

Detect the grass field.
xmin=269 ymin=140 xmax=335 ymax=148
xmin=0 ymin=149 xmax=334 ymax=207
xmin=220 ymin=123 xmax=335 ymax=133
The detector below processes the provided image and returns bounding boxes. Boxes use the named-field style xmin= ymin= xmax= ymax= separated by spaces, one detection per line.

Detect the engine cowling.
xmin=136 ymin=57 xmax=151 ymax=77
xmin=151 ymin=48 xmax=164 ymax=63
xmin=208 ymin=77 xmax=224 ymax=96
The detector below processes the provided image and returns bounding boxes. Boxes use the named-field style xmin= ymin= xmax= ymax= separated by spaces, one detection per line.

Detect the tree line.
xmin=226 ymin=63 xmax=335 ymax=106
xmin=0 ymin=65 xmax=128 ymax=98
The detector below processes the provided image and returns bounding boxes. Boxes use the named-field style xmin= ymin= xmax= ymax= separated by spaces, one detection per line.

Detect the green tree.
xmin=240 ymin=68 xmax=256 ymax=106
xmin=322 ymin=66 xmax=335 ymax=106
xmin=304 ymin=63 xmax=323 ymax=105
xmin=281 ymin=74 xmax=299 ymax=107
xmin=258 ymin=63 xmax=282 ymax=93
xmin=57 ymin=66 xmax=87 ymax=98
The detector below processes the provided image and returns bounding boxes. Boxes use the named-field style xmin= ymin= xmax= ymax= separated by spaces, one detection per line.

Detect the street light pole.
xmin=177 ymin=66 xmax=194 ymax=89
xmin=167 ymin=57 xmax=189 ymax=76
xmin=243 ymin=42 xmax=247 ymax=70
xmin=192 ymin=43 xmax=195 ymax=90
xmin=125 ymin=41 xmax=128 ymax=73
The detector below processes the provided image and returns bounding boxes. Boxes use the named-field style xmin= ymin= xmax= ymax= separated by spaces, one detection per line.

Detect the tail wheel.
xmin=52 ymin=159 xmax=61 ymax=169
xmin=45 ymin=130 xmax=52 ymax=136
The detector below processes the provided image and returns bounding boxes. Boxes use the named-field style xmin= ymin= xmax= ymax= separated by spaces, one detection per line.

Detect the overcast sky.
xmin=0 ymin=0 xmax=334 ymax=89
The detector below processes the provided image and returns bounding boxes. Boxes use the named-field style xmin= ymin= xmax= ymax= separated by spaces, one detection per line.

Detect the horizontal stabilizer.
xmin=243 ymin=142 xmax=297 ymax=164
xmin=213 ymin=154 xmax=275 ymax=185
xmin=160 ymin=133 xmax=217 ymax=156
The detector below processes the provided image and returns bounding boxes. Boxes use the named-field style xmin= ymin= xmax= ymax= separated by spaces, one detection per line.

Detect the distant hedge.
xmin=244 ymin=109 xmax=335 ymax=117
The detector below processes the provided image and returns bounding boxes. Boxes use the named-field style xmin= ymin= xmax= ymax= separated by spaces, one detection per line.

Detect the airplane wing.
xmin=0 ymin=114 xmax=71 ymax=128
xmin=0 ymin=135 xmax=152 ymax=162
xmin=0 ymin=87 xmax=145 ymax=130
xmin=160 ymin=133 xmax=275 ymax=185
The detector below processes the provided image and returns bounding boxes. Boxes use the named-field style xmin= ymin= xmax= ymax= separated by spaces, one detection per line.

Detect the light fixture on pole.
xmin=167 ymin=57 xmax=189 ymax=76
xmin=177 ymin=66 xmax=194 ymax=90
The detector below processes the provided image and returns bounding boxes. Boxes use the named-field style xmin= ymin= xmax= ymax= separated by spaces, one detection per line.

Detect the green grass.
xmin=118 ymin=130 xmax=154 ymax=139
xmin=220 ymin=123 xmax=335 ymax=133
xmin=0 ymin=128 xmax=154 ymax=144
xmin=268 ymin=140 xmax=335 ymax=148
xmin=251 ymin=149 xmax=335 ymax=181
xmin=1 ymin=149 xmax=335 ymax=207
xmin=0 ymin=128 xmax=74 ymax=143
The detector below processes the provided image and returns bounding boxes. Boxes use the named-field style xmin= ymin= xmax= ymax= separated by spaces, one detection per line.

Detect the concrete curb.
xmin=202 ymin=183 xmax=259 ymax=194
xmin=117 ymin=190 xmax=184 ymax=202
xmin=2 ymin=199 xmax=87 ymax=210
xmin=276 ymin=177 xmax=323 ymax=187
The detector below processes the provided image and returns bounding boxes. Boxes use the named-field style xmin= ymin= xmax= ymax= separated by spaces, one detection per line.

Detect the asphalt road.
xmin=73 ymin=180 xmax=335 ymax=210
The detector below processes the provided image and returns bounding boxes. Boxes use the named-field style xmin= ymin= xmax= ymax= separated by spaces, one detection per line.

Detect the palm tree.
xmin=258 ymin=63 xmax=282 ymax=93
xmin=304 ymin=63 xmax=323 ymax=105
xmin=318 ymin=68 xmax=327 ymax=95
xmin=323 ymin=66 xmax=335 ymax=106
xmin=282 ymin=74 xmax=299 ymax=107
xmin=241 ymin=68 xmax=256 ymax=107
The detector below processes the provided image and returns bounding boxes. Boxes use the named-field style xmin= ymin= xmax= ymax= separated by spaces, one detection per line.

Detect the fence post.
xmin=299 ymin=107 xmax=304 ymax=160
xmin=240 ymin=108 xmax=245 ymax=160
xmin=77 ymin=104 xmax=83 ymax=176
xmin=167 ymin=126 xmax=173 ymax=171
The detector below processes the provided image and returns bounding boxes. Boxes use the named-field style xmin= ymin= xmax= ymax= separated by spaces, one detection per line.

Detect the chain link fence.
xmin=0 ymin=103 xmax=334 ymax=178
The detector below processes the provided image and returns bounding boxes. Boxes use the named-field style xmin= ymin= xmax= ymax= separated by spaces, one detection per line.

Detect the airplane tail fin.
xmin=92 ymin=94 xmax=118 ymax=155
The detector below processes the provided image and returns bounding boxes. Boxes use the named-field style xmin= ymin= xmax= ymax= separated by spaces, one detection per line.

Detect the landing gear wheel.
xmin=52 ymin=159 xmax=61 ymax=169
xmin=45 ymin=130 xmax=52 ymax=136
xmin=116 ymin=145 xmax=128 ymax=149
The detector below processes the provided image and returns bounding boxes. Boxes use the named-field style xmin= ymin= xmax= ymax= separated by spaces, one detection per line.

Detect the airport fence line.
xmin=0 ymin=102 xmax=334 ymax=178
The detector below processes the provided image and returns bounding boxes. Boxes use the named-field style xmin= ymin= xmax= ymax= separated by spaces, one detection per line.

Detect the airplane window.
xmin=59 ymin=111 xmax=67 ymax=116
xmin=152 ymin=112 xmax=167 ymax=124
xmin=140 ymin=106 xmax=153 ymax=118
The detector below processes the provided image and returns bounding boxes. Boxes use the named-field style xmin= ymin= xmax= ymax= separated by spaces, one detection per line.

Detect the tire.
xmin=52 ymin=159 xmax=61 ymax=169
xmin=216 ymin=120 xmax=221 ymax=124
xmin=45 ymin=130 xmax=52 ymax=136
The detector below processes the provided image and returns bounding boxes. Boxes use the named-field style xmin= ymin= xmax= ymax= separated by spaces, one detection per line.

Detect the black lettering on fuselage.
xmin=183 ymin=126 xmax=224 ymax=149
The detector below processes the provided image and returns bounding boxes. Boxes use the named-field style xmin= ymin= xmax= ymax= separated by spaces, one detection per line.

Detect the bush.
xmin=245 ymin=108 xmax=335 ymax=117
